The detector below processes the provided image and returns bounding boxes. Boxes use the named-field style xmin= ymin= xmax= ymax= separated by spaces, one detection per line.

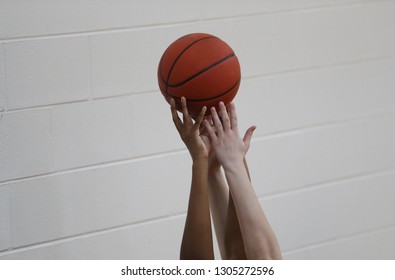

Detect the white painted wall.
xmin=0 ymin=0 xmax=394 ymax=260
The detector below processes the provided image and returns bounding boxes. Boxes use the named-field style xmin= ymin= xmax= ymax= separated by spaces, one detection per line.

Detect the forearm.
xmin=180 ymin=159 xmax=214 ymax=260
xmin=224 ymin=192 xmax=247 ymax=259
xmin=224 ymin=162 xmax=282 ymax=260
xmin=207 ymin=168 xmax=229 ymax=258
xmin=208 ymin=168 xmax=247 ymax=260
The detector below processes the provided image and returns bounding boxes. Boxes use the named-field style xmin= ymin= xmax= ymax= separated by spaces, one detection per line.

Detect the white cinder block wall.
xmin=0 ymin=0 xmax=395 ymax=260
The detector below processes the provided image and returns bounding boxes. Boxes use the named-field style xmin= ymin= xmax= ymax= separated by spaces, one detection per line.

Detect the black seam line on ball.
xmin=159 ymin=79 xmax=240 ymax=103
xmin=163 ymin=36 xmax=216 ymax=97
xmin=165 ymin=53 xmax=236 ymax=88
xmin=162 ymin=36 xmax=215 ymax=88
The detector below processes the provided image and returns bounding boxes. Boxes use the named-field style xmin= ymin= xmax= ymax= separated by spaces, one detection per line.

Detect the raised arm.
xmin=171 ymin=97 xmax=214 ymax=260
xmin=204 ymin=102 xmax=282 ymax=260
xmin=201 ymin=117 xmax=246 ymax=260
xmin=206 ymin=164 xmax=247 ymax=259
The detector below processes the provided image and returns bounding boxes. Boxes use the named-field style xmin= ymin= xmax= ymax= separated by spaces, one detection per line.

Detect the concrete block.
xmin=90 ymin=27 xmax=189 ymax=98
xmin=46 ymin=0 xmax=200 ymax=34
xmin=306 ymin=227 xmax=395 ymax=259
xmin=0 ymin=44 xmax=5 ymax=109
xmin=201 ymin=2 xmax=395 ymax=78
xmin=0 ymin=109 xmax=52 ymax=182
xmin=0 ymin=0 xmax=47 ymax=39
xmin=248 ymin=115 xmax=395 ymax=196
xmin=0 ymin=216 xmax=184 ymax=259
xmin=129 ymin=92 xmax=184 ymax=157
xmin=0 ymin=186 xmax=11 ymax=251
xmin=52 ymin=97 xmax=134 ymax=170
xmin=201 ymin=0 xmax=332 ymax=19
xmin=236 ymin=58 xmax=395 ymax=136
xmin=10 ymin=152 xmax=190 ymax=247
xmin=263 ymin=171 xmax=395 ymax=251
xmin=4 ymin=36 xmax=90 ymax=109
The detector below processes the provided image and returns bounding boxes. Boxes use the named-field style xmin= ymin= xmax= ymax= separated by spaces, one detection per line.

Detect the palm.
xmin=171 ymin=97 xmax=209 ymax=161
xmin=193 ymin=130 xmax=209 ymax=157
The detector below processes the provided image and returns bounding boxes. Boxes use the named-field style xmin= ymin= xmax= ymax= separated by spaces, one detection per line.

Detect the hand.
xmin=204 ymin=102 xmax=256 ymax=171
xmin=171 ymin=97 xmax=207 ymax=161
xmin=200 ymin=116 xmax=221 ymax=171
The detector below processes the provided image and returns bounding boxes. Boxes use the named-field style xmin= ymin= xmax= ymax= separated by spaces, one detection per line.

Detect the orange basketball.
xmin=158 ymin=33 xmax=241 ymax=116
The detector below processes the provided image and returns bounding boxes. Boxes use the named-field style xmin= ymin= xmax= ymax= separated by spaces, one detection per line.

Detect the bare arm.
xmin=171 ymin=98 xmax=214 ymax=260
xmin=224 ymin=190 xmax=247 ymax=259
xmin=180 ymin=158 xmax=214 ymax=259
xmin=223 ymin=161 xmax=281 ymax=259
xmin=207 ymin=167 xmax=228 ymax=259
xmin=204 ymin=102 xmax=282 ymax=260
xmin=207 ymin=167 xmax=247 ymax=259
xmin=202 ymin=117 xmax=247 ymax=260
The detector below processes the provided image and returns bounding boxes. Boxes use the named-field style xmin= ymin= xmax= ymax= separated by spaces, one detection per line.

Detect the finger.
xmin=201 ymin=116 xmax=216 ymax=136
xmin=207 ymin=115 xmax=213 ymax=126
xmin=243 ymin=125 xmax=257 ymax=150
xmin=204 ymin=119 xmax=217 ymax=141
xmin=181 ymin=97 xmax=192 ymax=125
xmin=219 ymin=101 xmax=231 ymax=131
xmin=199 ymin=121 xmax=208 ymax=136
xmin=203 ymin=115 xmax=214 ymax=127
xmin=211 ymin=106 xmax=224 ymax=136
xmin=229 ymin=102 xmax=238 ymax=131
xmin=193 ymin=106 xmax=207 ymax=130
xmin=170 ymin=98 xmax=182 ymax=130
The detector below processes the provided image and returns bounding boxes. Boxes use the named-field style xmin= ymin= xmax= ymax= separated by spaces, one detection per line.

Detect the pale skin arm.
xmin=207 ymin=167 xmax=247 ymax=259
xmin=201 ymin=117 xmax=247 ymax=260
xmin=204 ymin=102 xmax=282 ymax=260
xmin=171 ymin=97 xmax=214 ymax=260
xmin=223 ymin=158 xmax=251 ymax=260
xmin=207 ymin=167 xmax=229 ymax=259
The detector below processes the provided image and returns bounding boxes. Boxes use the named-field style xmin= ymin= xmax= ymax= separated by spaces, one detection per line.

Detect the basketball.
xmin=157 ymin=33 xmax=241 ymax=116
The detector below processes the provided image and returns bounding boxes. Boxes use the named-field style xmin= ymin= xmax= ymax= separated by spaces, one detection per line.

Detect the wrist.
xmin=222 ymin=160 xmax=245 ymax=174
xmin=188 ymin=146 xmax=208 ymax=162
xmin=192 ymin=157 xmax=209 ymax=176
xmin=191 ymin=154 xmax=208 ymax=163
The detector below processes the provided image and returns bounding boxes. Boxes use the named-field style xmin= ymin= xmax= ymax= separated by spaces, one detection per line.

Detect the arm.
xmin=223 ymin=158 xmax=253 ymax=259
xmin=207 ymin=167 xmax=229 ymax=259
xmin=171 ymin=97 xmax=214 ymax=260
xmin=223 ymin=161 xmax=281 ymax=259
xmin=208 ymin=168 xmax=248 ymax=260
xmin=201 ymin=118 xmax=247 ymax=260
xmin=204 ymin=102 xmax=282 ymax=260
xmin=180 ymin=158 xmax=214 ymax=259
xmin=224 ymin=190 xmax=247 ymax=259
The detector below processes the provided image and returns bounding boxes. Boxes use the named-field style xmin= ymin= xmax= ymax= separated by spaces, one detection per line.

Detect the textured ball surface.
xmin=158 ymin=33 xmax=241 ymax=116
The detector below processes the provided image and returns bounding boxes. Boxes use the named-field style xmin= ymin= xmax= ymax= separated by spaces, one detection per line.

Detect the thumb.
xmin=243 ymin=125 xmax=257 ymax=149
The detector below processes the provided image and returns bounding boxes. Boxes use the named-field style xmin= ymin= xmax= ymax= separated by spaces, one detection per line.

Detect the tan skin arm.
xmin=171 ymin=97 xmax=214 ymax=260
